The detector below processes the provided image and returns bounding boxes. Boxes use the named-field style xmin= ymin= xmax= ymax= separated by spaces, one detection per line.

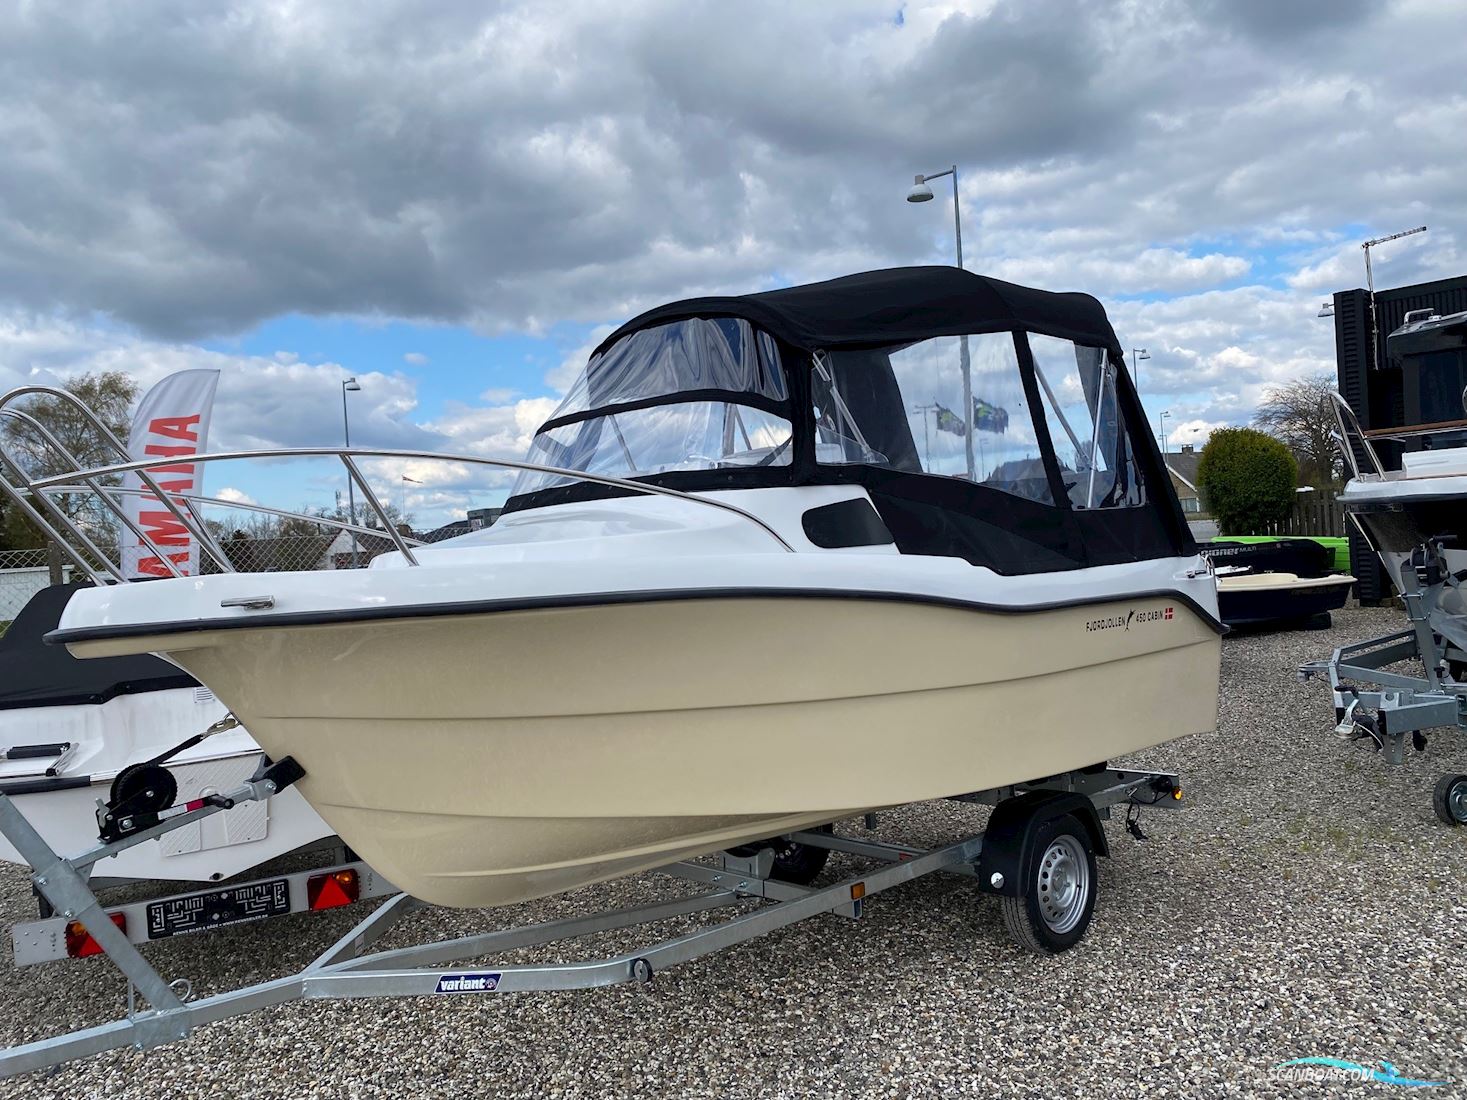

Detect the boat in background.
xmin=40 ymin=267 xmax=1223 ymax=907
xmin=1202 ymin=539 xmax=1355 ymax=629
xmin=1335 ymin=308 xmax=1467 ymax=633
xmin=0 ymin=583 xmax=333 ymax=886
xmin=1297 ymin=307 xmax=1467 ymax=826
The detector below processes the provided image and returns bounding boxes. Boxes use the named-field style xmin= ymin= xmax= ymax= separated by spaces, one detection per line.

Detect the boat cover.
xmin=1200 ymin=539 xmax=1335 ymax=578
xmin=0 ymin=583 xmax=195 ymax=710
xmin=596 ymin=267 xmax=1121 ymax=357
xmin=509 ymin=266 xmax=1192 ymax=573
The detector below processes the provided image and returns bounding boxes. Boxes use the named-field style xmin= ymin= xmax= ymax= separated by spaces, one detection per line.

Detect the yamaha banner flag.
xmin=120 ymin=369 xmax=221 ymax=578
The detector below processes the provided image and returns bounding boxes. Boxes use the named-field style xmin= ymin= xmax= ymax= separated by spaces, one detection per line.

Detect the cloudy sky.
xmin=1 ymin=0 xmax=1463 ymax=523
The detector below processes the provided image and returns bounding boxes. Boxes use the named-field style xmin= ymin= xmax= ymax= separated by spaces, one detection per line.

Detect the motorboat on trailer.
xmin=1332 ymin=308 xmax=1467 ymax=663
xmin=1201 ymin=539 xmax=1355 ymax=629
xmin=1300 ymin=307 xmax=1467 ymax=825
xmin=1337 ymin=308 xmax=1467 ymax=632
xmin=0 ymin=583 xmax=334 ymax=886
xmin=46 ymin=267 xmax=1225 ymax=906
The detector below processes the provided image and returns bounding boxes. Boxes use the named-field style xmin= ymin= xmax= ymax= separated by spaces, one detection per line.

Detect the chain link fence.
xmin=0 ymin=529 xmax=417 ymax=628
xmin=0 ymin=519 xmax=471 ymax=632
xmin=0 ymin=547 xmax=63 ymax=627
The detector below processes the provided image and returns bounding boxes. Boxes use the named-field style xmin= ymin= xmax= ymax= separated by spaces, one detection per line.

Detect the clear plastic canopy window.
xmin=512 ymin=318 xmax=792 ymax=496
xmin=550 ymin=317 xmax=788 ymax=420
xmin=1028 ymin=333 xmax=1142 ymax=508
xmin=816 ymin=333 xmax=1053 ymax=505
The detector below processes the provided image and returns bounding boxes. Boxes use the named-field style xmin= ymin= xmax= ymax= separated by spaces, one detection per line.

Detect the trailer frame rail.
xmin=0 ymin=766 xmax=1179 ymax=1077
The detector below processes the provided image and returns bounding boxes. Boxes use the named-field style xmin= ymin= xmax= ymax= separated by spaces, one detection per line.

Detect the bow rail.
xmin=0 ymin=386 xmax=796 ymax=587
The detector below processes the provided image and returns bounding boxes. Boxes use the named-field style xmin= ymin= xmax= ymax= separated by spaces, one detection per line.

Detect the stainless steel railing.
xmin=1324 ymin=390 xmax=1384 ymax=482
xmin=0 ymin=385 xmax=795 ymax=586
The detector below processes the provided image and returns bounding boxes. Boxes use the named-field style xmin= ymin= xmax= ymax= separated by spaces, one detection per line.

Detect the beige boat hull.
xmin=69 ymin=595 xmax=1221 ymax=907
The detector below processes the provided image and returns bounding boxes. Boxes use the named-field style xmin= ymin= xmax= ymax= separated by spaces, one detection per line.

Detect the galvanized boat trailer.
xmin=1298 ymin=394 xmax=1467 ymax=827
xmin=0 ymin=764 xmax=1181 ymax=1077
xmin=1298 ymin=538 xmax=1467 ymax=827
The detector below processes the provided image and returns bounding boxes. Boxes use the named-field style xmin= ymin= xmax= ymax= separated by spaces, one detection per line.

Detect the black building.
xmin=1332 ymin=273 xmax=1467 ymax=602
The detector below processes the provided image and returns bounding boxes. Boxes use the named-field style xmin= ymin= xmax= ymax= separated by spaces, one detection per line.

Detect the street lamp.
xmin=1131 ymin=348 xmax=1150 ymax=389
xmin=1363 ymin=226 xmax=1427 ymax=369
xmin=1159 ymin=409 xmax=1172 ymax=457
xmin=1317 ymin=302 xmax=1335 ymax=319
xmin=907 ymin=165 xmax=974 ymax=480
xmin=399 ymin=474 xmax=421 ymax=527
xmin=910 ymin=403 xmax=941 ymax=470
xmin=342 ymin=377 xmax=361 ymax=564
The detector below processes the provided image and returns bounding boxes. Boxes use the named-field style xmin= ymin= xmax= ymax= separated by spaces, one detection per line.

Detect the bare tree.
xmin=1 ymin=371 xmax=139 ymax=550
xmin=1252 ymin=373 xmax=1343 ymax=490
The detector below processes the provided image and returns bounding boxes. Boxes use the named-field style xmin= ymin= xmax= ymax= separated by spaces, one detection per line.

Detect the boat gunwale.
xmin=48 ymin=584 xmax=1227 ymax=648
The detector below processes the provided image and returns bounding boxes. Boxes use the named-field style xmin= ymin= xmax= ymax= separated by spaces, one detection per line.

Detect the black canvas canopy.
xmin=509 ymin=266 xmax=1192 ymax=573
xmin=596 ymin=266 xmax=1123 ymax=358
xmin=0 ymin=584 xmax=195 ymax=710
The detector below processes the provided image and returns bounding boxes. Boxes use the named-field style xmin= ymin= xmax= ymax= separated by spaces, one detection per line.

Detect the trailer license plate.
xmin=146 ymin=878 xmax=291 ymax=939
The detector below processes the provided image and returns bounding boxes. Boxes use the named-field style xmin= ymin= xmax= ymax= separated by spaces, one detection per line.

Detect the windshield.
xmin=511 ymin=318 xmax=792 ymax=496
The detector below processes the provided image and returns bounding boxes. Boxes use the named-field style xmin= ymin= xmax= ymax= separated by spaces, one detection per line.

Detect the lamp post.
xmin=1159 ymin=409 xmax=1172 ymax=457
xmin=1130 ymin=347 xmax=1150 ymax=390
xmin=342 ymin=377 xmax=361 ymax=565
xmin=907 ymin=166 xmax=974 ymax=481
xmin=1363 ymin=226 xmax=1427 ymax=369
xmin=911 ymin=403 xmax=941 ymax=470
xmin=399 ymin=474 xmax=421 ymax=528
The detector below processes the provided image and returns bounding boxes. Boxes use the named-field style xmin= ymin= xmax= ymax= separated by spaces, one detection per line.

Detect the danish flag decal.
xmin=1165 ymin=607 xmax=1174 ymax=620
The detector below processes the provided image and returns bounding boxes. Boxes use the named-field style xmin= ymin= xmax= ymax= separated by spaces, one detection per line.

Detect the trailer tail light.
xmin=65 ymin=913 xmax=126 ymax=958
xmin=307 ymin=869 xmax=360 ymax=911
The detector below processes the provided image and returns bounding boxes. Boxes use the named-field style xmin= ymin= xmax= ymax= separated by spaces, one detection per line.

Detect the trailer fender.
xmin=975 ymin=791 xmax=1108 ymax=898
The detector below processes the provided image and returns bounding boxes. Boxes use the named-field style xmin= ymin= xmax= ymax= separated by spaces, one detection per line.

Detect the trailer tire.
xmin=1000 ymin=814 xmax=1097 ymax=954
xmin=1433 ymin=773 xmax=1467 ymax=826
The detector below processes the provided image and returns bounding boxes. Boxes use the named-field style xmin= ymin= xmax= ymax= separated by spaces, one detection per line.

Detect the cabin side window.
xmin=1028 ymin=334 xmax=1144 ymax=509
xmin=813 ymin=333 xmax=1053 ymax=505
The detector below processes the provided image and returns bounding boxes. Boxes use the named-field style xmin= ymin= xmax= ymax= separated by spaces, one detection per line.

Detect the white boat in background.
xmin=1333 ymin=308 xmax=1467 ymax=646
xmin=34 ymin=267 xmax=1223 ymax=907
xmin=1301 ymin=306 xmax=1467 ymax=827
xmin=0 ymin=583 xmax=333 ymax=887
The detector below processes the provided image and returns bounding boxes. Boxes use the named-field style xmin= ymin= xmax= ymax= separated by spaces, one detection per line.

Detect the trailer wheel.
xmin=1433 ymin=773 xmax=1467 ymax=826
xmin=1000 ymin=815 xmax=1097 ymax=954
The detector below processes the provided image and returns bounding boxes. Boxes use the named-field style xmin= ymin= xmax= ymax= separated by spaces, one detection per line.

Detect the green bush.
xmin=1197 ymin=427 xmax=1298 ymax=535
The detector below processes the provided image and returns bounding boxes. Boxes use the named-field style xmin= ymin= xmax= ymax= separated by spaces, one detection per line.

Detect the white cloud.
xmin=1 ymin=0 xmax=1465 ymax=519
xmin=546 ymin=324 xmax=614 ymax=394
xmin=0 ymin=312 xmax=444 ymax=454
xmin=0 ymin=0 xmax=1457 ymax=342
xmin=213 ymin=486 xmax=258 ymax=506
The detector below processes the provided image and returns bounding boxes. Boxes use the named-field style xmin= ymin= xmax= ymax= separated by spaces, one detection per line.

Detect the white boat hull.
xmin=66 ymin=590 xmax=1220 ymax=907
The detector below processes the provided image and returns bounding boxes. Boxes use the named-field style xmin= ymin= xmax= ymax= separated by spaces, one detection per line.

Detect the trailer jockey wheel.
xmin=1434 ymin=774 xmax=1467 ymax=827
xmin=109 ymin=762 xmax=178 ymax=817
xmin=1001 ymin=814 xmax=1098 ymax=954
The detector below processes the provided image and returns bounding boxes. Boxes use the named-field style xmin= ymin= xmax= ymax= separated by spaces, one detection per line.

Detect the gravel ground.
xmin=0 ymin=604 xmax=1463 ymax=1098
